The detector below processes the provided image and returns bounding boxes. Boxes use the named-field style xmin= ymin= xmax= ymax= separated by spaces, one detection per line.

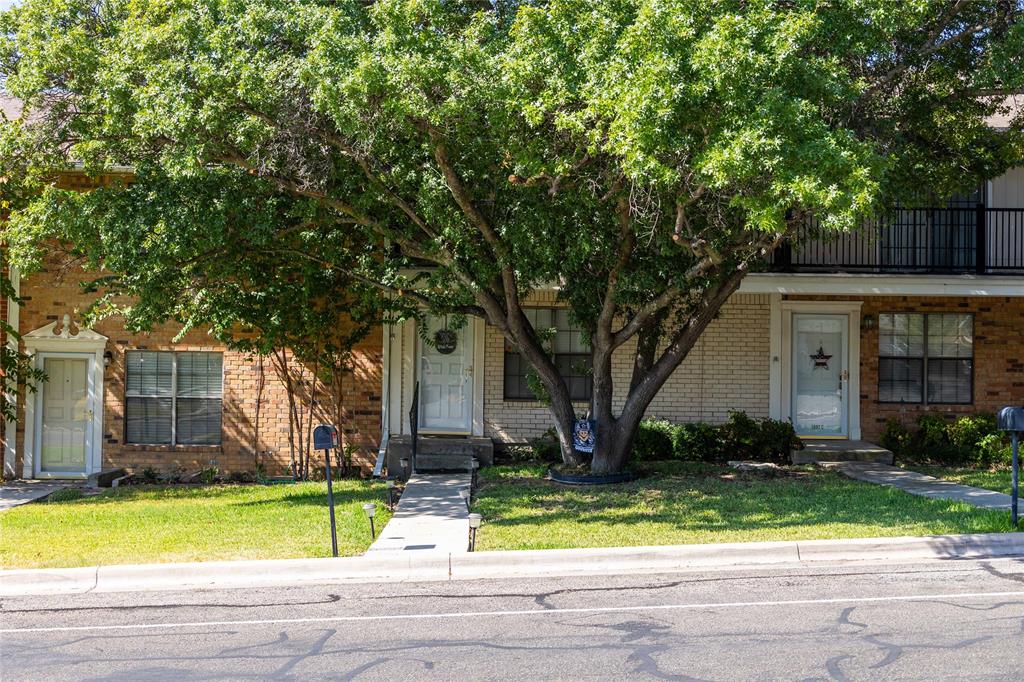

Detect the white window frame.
xmin=124 ymin=351 xmax=224 ymax=446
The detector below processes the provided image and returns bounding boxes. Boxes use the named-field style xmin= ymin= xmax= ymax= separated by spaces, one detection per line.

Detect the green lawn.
xmin=471 ymin=462 xmax=1015 ymax=551
xmin=0 ymin=481 xmax=392 ymax=569
xmin=903 ymin=464 xmax=1015 ymax=495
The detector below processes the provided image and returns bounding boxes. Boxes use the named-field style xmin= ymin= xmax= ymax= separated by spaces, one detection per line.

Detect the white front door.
xmin=791 ymin=314 xmax=849 ymax=438
xmin=418 ymin=317 xmax=473 ymax=433
xmin=37 ymin=354 xmax=94 ymax=476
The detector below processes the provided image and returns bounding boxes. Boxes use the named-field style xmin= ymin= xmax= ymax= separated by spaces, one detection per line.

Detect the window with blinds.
xmin=503 ymin=308 xmax=592 ymax=401
xmin=878 ymin=313 xmax=973 ymax=405
xmin=125 ymin=351 xmax=224 ymax=445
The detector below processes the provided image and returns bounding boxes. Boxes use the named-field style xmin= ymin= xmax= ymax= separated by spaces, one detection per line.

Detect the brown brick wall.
xmin=13 ymin=262 xmax=383 ymax=476
xmin=789 ymin=294 xmax=1024 ymax=441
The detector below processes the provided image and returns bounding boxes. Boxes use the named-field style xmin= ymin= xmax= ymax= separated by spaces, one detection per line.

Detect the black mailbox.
xmin=313 ymin=424 xmax=339 ymax=451
xmin=997 ymin=407 xmax=1024 ymax=432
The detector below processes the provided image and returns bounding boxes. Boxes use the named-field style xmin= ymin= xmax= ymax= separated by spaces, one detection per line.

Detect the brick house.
xmin=3 ymin=92 xmax=1024 ymax=479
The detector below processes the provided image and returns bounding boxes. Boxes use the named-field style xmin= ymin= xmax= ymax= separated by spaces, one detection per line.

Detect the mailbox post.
xmin=997 ymin=407 xmax=1024 ymax=527
xmin=313 ymin=424 xmax=341 ymax=557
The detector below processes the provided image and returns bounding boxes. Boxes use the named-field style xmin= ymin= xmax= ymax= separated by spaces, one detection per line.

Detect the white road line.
xmin=5 ymin=590 xmax=1024 ymax=635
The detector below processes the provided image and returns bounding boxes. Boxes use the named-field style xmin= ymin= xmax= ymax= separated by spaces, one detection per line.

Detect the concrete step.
xmin=385 ymin=436 xmax=493 ymax=476
xmin=792 ymin=440 xmax=894 ymax=465
xmin=414 ymin=453 xmax=475 ymax=473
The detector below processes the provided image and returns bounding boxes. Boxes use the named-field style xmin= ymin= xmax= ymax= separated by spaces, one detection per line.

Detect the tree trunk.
xmin=587 ymin=269 xmax=747 ymax=474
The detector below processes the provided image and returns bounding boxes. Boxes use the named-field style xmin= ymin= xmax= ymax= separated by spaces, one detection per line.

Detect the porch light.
xmin=861 ymin=314 xmax=876 ymax=331
xmin=363 ymin=503 xmax=378 ymax=539
xmin=468 ymin=513 xmax=482 ymax=552
xmin=103 ymin=350 xmax=113 ymax=367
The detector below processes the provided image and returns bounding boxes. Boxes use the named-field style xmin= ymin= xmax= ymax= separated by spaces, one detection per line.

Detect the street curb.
xmin=3 ymin=532 xmax=1023 ymax=597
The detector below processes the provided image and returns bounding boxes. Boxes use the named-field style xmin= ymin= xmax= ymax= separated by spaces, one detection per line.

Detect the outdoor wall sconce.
xmin=363 ymin=503 xmax=377 ymax=539
xmin=103 ymin=350 xmax=113 ymax=367
xmin=468 ymin=513 xmax=482 ymax=552
xmin=861 ymin=314 xmax=877 ymax=331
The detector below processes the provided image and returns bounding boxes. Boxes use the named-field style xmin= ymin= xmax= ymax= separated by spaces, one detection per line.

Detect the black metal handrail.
xmin=772 ymin=206 xmax=1024 ymax=275
xmin=408 ymin=381 xmax=419 ymax=475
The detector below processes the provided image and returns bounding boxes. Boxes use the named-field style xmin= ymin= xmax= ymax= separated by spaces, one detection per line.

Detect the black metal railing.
xmin=408 ymin=381 xmax=419 ymax=474
xmin=772 ymin=206 xmax=1024 ymax=275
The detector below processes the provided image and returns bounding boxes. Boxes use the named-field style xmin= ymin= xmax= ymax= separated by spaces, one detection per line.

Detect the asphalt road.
xmin=3 ymin=558 xmax=1024 ymax=681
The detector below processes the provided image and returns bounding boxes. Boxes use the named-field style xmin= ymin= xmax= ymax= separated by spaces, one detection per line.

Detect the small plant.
xmin=46 ymin=488 xmax=84 ymax=503
xmin=139 ymin=467 xmax=160 ymax=484
xmin=160 ymin=466 xmax=187 ymax=484
xmin=530 ymin=428 xmax=563 ymax=463
xmin=199 ymin=466 xmax=219 ymax=485
xmin=228 ymin=470 xmax=257 ymax=484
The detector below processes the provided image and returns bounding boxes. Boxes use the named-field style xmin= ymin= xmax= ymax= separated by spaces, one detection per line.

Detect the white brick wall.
xmin=483 ymin=293 xmax=771 ymax=441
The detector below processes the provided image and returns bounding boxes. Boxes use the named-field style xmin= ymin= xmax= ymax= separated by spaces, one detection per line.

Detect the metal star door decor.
xmin=810 ymin=344 xmax=832 ymax=370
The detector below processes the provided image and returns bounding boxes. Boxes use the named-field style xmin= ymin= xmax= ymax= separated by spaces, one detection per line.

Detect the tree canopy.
xmin=2 ymin=0 xmax=1022 ymax=472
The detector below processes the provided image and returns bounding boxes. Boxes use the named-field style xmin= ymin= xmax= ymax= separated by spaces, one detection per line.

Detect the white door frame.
xmin=22 ymin=317 xmax=107 ymax=479
xmin=772 ymin=300 xmax=862 ymax=441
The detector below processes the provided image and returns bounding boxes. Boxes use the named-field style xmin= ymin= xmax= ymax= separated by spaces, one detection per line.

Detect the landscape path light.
xmin=468 ymin=513 xmax=482 ymax=552
xmin=363 ymin=503 xmax=378 ymax=540
xmin=459 ymin=488 xmax=470 ymax=510
xmin=386 ymin=478 xmax=396 ymax=511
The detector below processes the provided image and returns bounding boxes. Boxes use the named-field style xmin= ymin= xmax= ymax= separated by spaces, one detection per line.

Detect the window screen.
xmin=125 ymin=351 xmax=223 ymax=445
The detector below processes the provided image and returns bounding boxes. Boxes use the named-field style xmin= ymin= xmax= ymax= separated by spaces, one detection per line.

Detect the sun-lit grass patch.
xmin=903 ymin=464 xmax=1016 ymax=495
xmin=0 ymin=481 xmax=392 ymax=569
xmin=473 ymin=462 xmax=1015 ymax=551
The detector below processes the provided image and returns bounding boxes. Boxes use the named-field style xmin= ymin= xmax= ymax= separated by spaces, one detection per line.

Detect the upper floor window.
xmin=878 ymin=313 xmax=973 ymax=405
xmin=125 ymin=351 xmax=224 ymax=445
xmin=503 ymin=308 xmax=592 ymax=402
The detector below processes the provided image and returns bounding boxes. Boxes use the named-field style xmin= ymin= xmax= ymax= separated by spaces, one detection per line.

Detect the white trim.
xmin=3 ymin=267 xmax=20 ymax=479
xmin=767 ymin=293 xmax=783 ymax=420
xmin=471 ymin=317 xmax=485 ymax=437
xmin=741 ymin=272 xmax=1024 ymax=297
xmin=778 ymin=301 xmax=862 ymax=441
xmin=22 ymin=318 xmax=107 ymax=479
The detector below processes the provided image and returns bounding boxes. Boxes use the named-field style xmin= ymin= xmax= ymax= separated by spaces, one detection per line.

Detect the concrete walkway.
xmin=829 ymin=462 xmax=1013 ymax=510
xmin=369 ymin=473 xmax=471 ymax=554
xmin=0 ymin=481 xmax=70 ymax=512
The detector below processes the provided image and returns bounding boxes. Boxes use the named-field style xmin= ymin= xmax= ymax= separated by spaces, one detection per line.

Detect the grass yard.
xmin=0 ymin=480 xmax=392 ymax=569
xmin=472 ymin=462 xmax=1015 ymax=551
xmin=903 ymin=464 xmax=1015 ymax=495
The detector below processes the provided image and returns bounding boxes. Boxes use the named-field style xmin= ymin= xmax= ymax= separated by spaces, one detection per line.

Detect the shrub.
xmin=47 ymin=488 xmax=84 ymax=503
xmin=880 ymin=418 xmax=912 ymax=455
xmin=529 ymin=433 xmax=563 ymax=463
xmin=755 ymin=418 xmax=801 ymax=463
xmin=672 ymin=422 xmax=724 ymax=462
xmin=228 ymin=470 xmax=257 ymax=484
xmin=720 ymin=411 xmax=762 ymax=459
xmin=901 ymin=413 xmax=1009 ymax=466
xmin=631 ymin=419 xmax=676 ymax=461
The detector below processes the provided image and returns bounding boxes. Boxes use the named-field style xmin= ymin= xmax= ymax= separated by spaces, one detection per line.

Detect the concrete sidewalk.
xmin=368 ymin=473 xmax=471 ymax=553
xmin=0 ymin=482 xmax=70 ymax=512
xmin=4 ymin=532 xmax=1024 ymax=597
xmin=829 ymin=462 xmax=1014 ymax=510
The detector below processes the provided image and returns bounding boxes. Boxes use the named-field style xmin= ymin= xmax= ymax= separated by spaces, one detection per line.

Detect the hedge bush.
xmin=881 ymin=414 xmax=1012 ymax=467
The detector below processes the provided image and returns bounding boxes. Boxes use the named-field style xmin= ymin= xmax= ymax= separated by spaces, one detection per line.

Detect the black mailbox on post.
xmin=997 ymin=407 xmax=1023 ymax=527
xmin=313 ymin=424 xmax=339 ymax=451
xmin=997 ymin=407 xmax=1024 ymax=433
xmin=313 ymin=423 xmax=341 ymax=557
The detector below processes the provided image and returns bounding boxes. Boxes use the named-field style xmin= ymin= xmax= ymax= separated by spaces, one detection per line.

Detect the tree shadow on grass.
xmin=474 ymin=469 xmax=1013 ymax=536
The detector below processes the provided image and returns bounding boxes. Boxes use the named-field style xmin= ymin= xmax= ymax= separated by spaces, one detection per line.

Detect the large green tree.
xmin=2 ymin=0 xmax=1022 ymax=473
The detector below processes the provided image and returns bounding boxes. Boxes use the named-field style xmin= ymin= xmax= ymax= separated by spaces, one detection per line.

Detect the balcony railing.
xmin=772 ymin=206 xmax=1024 ymax=275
